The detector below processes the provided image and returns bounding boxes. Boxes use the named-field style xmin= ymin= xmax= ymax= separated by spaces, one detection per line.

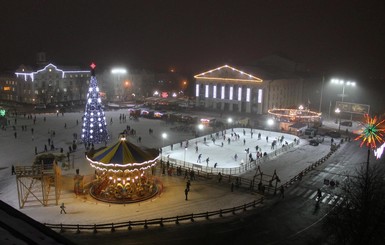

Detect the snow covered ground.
xmin=0 ymin=108 xmax=340 ymax=226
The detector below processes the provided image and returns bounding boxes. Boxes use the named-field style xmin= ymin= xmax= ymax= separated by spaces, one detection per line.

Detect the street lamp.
xmin=184 ymin=147 xmax=187 ymax=167
xmin=335 ymin=108 xmax=341 ymax=131
xmin=111 ymin=68 xmax=127 ymax=101
xmin=331 ymin=78 xmax=356 ymax=102
xmin=161 ymin=132 xmax=167 ymax=153
xmin=227 ymin=117 xmax=233 ymax=129
xmin=198 ymin=123 xmax=204 ymax=136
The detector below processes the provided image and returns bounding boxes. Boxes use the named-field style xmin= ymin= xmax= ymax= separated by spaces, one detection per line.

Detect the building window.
xmin=195 ymin=84 xmax=199 ymax=97
xmin=205 ymin=85 xmax=209 ymax=98
xmin=213 ymin=85 xmax=217 ymax=99
xmin=258 ymin=89 xmax=263 ymax=103
xmin=246 ymin=88 xmax=250 ymax=102
xmin=229 ymin=86 xmax=233 ymax=100
xmin=221 ymin=86 xmax=225 ymax=99
xmin=238 ymin=87 xmax=242 ymax=101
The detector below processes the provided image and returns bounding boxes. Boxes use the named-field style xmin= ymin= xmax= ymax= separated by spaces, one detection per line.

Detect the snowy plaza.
xmin=0 ymin=108 xmax=335 ymax=226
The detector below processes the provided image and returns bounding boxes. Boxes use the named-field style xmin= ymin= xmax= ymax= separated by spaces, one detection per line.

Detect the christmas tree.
xmin=81 ymin=63 xmax=108 ymax=144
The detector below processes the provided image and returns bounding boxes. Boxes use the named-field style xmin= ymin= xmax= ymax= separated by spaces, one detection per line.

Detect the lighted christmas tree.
xmin=81 ymin=63 xmax=108 ymax=144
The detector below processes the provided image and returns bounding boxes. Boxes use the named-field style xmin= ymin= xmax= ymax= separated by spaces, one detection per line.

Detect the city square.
xmin=1 ymin=1 xmax=385 ymax=244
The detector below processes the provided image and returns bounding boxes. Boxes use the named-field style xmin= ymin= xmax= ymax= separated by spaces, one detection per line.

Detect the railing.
xmin=281 ymin=143 xmax=341 ymax=188
xmin=161 ymin=141 xmax=298 ymax=176
xmin=45 ymin=197 xmax=264 ymax=233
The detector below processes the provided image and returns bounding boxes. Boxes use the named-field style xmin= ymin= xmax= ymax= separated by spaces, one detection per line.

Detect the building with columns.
xmin=195 ymin=65 xmax=266 ymax=114
xmin=194 ymin=61 xmax=306 ymax=115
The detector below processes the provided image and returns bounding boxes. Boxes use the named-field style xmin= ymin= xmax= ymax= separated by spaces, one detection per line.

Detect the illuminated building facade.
xmin=194 ymin=65 xmax=266 ymax=114
xmin=14 ymin=63 xmax=90 ymax=104
xmin=195 ymin=57 xmax=307 ymax=114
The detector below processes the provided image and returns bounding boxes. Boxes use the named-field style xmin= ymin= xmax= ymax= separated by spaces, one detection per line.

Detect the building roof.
xmin=194 ymin=65 xmax=263 ymax=83
xmin=92 ymin=139 xmax=156 ymax=165
xmin=0 ymin=200 xmax=75 ymax=245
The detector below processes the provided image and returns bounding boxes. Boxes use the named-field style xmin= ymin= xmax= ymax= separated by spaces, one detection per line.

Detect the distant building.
xmin=14 ymin=63 xmax=90 ymax=105
xmin=0 ymin=74 xmax=19 ymax=102
xmin=194 ymin=56 xmax=313 ymax=114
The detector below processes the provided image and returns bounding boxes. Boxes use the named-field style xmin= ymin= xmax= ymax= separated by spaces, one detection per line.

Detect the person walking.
xmin=231 ymin=182 xmax=234 ymax=192
xmin=186 ymin=180 xmax=191 ymax=191
xmin=317 ymin=188 xmax=322 ymax=201
xmin=11 ymin=165 xmax=16 ymax=175
xmin=60 ymin=203 xmax=67 ymax=214
xmin=185 ymin=188 xmax=189 ymax=201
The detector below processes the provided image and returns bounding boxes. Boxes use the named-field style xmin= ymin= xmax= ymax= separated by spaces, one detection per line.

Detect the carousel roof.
xmin=91 ymin=138 xmax=157 ymax=165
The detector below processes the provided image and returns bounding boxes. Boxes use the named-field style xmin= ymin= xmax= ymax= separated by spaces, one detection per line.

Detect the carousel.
xmin=86 ymin=134 xmax=160 ymax=203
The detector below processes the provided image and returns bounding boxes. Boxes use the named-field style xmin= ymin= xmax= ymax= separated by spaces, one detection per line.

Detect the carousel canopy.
xmin=91 ymin=139 xmax=156 ymax=165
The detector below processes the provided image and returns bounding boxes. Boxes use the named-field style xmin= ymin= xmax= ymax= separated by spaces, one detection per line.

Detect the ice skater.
xmin=197 ymin=154 xmax=202 ymax=163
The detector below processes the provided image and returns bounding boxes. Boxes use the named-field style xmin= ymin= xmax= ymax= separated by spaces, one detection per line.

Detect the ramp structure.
xmin=15 ymin=162 xmax=62 ymax=209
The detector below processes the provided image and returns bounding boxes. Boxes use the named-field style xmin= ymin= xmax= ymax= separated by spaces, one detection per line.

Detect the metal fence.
xmin=45 ymin=197 xmax=264 ymax=233
xmin=161 ymin=141 xmax=298 ymax=176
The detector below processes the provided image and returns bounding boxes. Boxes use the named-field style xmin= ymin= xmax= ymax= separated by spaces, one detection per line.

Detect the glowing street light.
xmin=111 ymin=68 xmax=127 ymax=75
xmin=184 ymin=147 xmax=187 ymax=167
xmin=331 ymin=78 xmax=356 ymax=102
xmin=267 ymin=118 xmax=274 ymax=126
xmin=111 ymin=68 xmax=127 ymax=101
xmin=227 ymin=117 xmax=233 ymax=129
xmin=161 ymin=133 xmax=167 ymax=161
xmin=298 ymin=105 xmax=304 ymax=110
xmin=335 ymin=108 xmax=341 ymax=131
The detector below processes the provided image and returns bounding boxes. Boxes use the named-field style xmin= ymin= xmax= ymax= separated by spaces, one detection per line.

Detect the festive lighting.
xmin=194 ymin=65 xmax=263 ymax=83
xmin=355 ymin=114 xmax=385 ymax=149
xmin=268 ymin=108 xmax=322 ymax=119
xmin=81 ymin=63 xmax=108 ymax=144
xmin=374 ymin=143 xmax=385 ymax=159
xmin=15 ymin=63 xmax=89 ymax=81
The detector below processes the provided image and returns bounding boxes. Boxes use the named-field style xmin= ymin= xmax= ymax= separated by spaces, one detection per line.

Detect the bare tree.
xmin=324 ymin=163 xmax=385 ymax=244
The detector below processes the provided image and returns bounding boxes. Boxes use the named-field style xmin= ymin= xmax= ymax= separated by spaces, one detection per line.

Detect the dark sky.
xmin=1 ymin=0 xmax=385 ymax=77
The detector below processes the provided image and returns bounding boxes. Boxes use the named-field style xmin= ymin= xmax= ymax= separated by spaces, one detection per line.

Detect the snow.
xmin=0 ymin=109 xmax=342 ymax=228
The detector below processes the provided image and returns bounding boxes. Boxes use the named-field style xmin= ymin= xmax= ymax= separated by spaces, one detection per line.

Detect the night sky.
xmin=1 ymin=0 xmax=385 ymax=78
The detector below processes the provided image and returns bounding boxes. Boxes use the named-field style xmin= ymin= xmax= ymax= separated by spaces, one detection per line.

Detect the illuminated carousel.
xmin=86 ymin=135 xmax=160 ymax=203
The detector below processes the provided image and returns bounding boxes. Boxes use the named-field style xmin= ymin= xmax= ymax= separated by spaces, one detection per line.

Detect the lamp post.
xmin=335 ymin=108 xmax=341 ymax=131
xmin=184 ymin=147 xmax=187 ymax=167
xmin=227 ymin=118 xmax=233 ymax=129
xmin=331 ymin=79 xmax=355 ymax=102
xmin=198 ymin=123 xmax=204 ymax=137
xmin=111 ymin=68 xmax=127 ymax=101
xmin=161 ymin=133 xmax=167 ymax=161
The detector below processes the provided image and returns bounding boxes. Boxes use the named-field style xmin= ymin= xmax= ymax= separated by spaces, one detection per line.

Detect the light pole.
xmin=161 ymin=132 xmax=167 ymax=161
xmin=335 ymin=108 xmax=341 ymax=131
xmin=198 ymin=123 xmax=204 ymax=137
xmin=227 ymin=117 xmax=233 ymax=129
xmin=183 ymin=147 xmax=187 ymax=167
xmin=331 ymin=78 xmax=356 ymax=102
xmin=111 ymin=68 xmax=127 ymax=101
